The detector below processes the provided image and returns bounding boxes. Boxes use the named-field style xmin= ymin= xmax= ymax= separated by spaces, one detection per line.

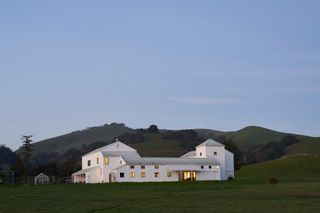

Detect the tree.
xmin=20 ymin=135 xmax=33 ymax=184
xmin=147 ymin=125 xmax=159 ymax=133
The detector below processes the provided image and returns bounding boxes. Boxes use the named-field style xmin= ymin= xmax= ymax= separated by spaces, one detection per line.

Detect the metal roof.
xmin=196 ymin=139 xmax=224 ymax=148
xmin=72 ymin=166 xmax=100 ymax=176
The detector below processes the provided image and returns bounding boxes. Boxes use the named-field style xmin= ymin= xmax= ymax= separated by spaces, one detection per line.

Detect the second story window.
xmin=201 ymin=165 xmax=204 ymax=169
xmin=104 ymin=157 xmax=109 ymax=165
xmin=214 ymin=152 xmax=217 ymax=156
xmin=87 ymin=160 xmax=91 ymax=167
xmin=209 ymin=166 xmax=212 ymax=169
xmin=130 ymin=165 xmax=135 ymax=169
xmin=141 ymin=165 xmax=145 ymax=169
xmin=154 ymin=165 xmax=159 ymax=169
xmin=96 ymin=157 xmax=99 ymax=164
xmin=200 ymin=152 xmax=202 ymax=156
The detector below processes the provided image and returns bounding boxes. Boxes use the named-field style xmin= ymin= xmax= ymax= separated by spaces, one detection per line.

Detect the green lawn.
xmin=1 ymin=156 xmax=320 ymax=213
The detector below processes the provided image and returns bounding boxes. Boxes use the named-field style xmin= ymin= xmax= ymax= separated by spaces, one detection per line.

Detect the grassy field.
xmin=1 ymin=156 xmax=320 ymax=213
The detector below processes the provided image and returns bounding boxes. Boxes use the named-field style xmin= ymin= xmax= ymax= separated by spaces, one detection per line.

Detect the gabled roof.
xmin=83 ymin=140 xmax=136 ymax=157
xmin=196 ymin=139 xmax=224 ymax=148
xmin=180 ymin=151 xmax=196 ymax=158
xmin=102 ymin=151 xmax=142 ymax=164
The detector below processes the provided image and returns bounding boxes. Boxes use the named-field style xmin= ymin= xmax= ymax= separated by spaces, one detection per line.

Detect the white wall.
xmin=225 ymin=150 xmax=234 ymax=179
xmin=103 ymin=156 xmax=124 ymax=182
xmin=82 ymin=152 xmax=103 ymax=169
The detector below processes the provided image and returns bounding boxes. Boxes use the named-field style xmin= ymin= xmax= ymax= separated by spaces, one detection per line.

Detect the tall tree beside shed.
xmin=21 ymin=135 xmax=33 ymax=184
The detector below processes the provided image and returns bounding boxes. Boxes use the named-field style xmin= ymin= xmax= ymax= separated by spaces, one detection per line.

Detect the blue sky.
xmin=1 ymin=0 xmax=320 ymax=150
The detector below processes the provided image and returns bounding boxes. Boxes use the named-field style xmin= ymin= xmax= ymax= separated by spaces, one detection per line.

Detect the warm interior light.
xmin=104 ymin=157 xmax=109 ymax=164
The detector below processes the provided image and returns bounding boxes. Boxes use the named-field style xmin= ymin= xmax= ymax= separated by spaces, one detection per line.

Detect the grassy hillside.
xmin=216 ymin=126 xmax=319 ymax=151
xmin=29 ymin=124 xmax=133 ymax=154
xmin=285 ymin=141 xmax=320 ymax=154
xmin=24 ymin=124 xmax=319 ymax=159
xmin=129 ymin=133 xmax=187 ymax=157
xmin=236 ymin=155 xmax=320 ymax=182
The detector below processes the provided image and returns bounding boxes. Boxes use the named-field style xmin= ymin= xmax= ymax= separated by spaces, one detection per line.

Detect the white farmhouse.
xmin=72 ymin=139 xmax=234 ymax=183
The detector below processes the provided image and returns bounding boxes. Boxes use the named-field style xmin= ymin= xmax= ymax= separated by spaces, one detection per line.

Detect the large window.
xmin=154 ymin=172 xmax=159 ymax=177
xmin=141 ymin=172 xmax=145 ymax=178
xmin=120 ymin=172 xmax=124 ymax=178
xmin=130 ymin=172 xmax=135 ymax=178
xmin=87 ymin=160 xmax=91 ymax=167
xmin=104 ymin=157 xmax=109 ymax=165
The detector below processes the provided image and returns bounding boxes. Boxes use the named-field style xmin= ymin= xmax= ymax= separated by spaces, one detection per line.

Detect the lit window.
xmin=104 ymin=157 xmax=109 ymax=164
xmin=216 ymin=165 xmax=220 ymax=169
xmin=209 ymin=166 xmax=212 ymax=169
xmin=167 ymin=172 xmax=172 ymax=177
xmin=120 ymin=172 xmax=124 ymax=178
xmin=130 ymin=165 xmax=135 ymax=169
xmin=141 ymin=165 xmax=145 ymax=169
xmin=154 ymin=165 xmax=159 ymax=169
xmin=141 ymin=172 xmax=145 ymax=178
xmin=200 ymin=152 xmax=202 ymax=156
xmin=155 ymin=172 xmax=159 ymax=177
xmin=97 ymin=157 xmax=99 ymax=164
xmin=214 ymin=152 xmax=217 ymax=156
xmin=130 ymin=172 xmax=135 ymax=178
xmin=201 ymin=165 xmax=204 ymax=169
xmin=87 ymin=160 xmax=91 ymax=166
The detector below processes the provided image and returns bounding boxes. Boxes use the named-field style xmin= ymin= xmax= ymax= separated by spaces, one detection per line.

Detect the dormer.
xmin=196 ymin=139 xmax=225 ymax=158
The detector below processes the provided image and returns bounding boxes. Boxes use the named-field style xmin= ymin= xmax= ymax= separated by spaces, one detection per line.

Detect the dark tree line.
xmin=244 ymin=135 xmax=300 ymax=164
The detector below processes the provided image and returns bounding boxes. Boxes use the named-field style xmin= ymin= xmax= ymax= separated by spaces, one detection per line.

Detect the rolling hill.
xmin=24 ymin=123 xmax=320 ymax=159
xmin=236 ymin=155 xmax=320 ymax=182
xmin=30 ymin=123 xmax=133 ymax=154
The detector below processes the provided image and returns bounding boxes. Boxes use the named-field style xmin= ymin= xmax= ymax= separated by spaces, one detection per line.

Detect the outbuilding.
xmin=34 ymin=173 xmax=50 ymax=185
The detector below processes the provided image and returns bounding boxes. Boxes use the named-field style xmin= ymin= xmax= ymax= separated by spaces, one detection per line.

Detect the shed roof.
xmin=72 ymin=166 xmax=100 ymax=176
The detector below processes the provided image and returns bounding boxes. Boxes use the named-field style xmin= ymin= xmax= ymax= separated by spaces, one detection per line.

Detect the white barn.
xmin=72 ymin=139 xmax=234 ymax=183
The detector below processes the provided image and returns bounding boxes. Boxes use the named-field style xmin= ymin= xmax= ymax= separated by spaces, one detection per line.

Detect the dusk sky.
xmin=1 ymin=0 xmax=320 ymax=150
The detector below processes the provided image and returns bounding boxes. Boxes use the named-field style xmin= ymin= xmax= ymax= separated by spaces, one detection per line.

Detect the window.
xmin=130 ymin=172 xmax=135 ymax=178
xmin=201 ymin=165 xmax=204 ymax=169
xmin=209 ymin=166 xmax=212 ymax=169
xmin=214 ymin=152 xmax=217 ymax=156
xmin=120 ymin=172 xmax=124 ymax=178
xmin=167 ymin=172 xmax=172 ymax=177
xmin=87 ymin=160 xmax=91 ymax=167
xmin=200 ymin=152 xmax=202 ymax=156
xmin=154 ymin=165 xmax=159 ymax=169
xmin=154 ymin=172 xmax=159 ymax=177
xmin=141 ymin=165 xmax=145 ymax=169
xmin=120 ymin=160 xmax=122 ymax=164
xmin=96 ymin=157 xmax=99 ymax=164
xmin=130 ymin=165 xmax=135 ymax=169
xmin=104 ymin=157 xmax=109 ymax=165
xmin=141 ymin=172 xmax=145 ymax=178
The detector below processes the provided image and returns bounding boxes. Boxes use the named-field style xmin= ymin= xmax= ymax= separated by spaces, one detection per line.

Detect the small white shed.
xmin=34 ymin=173 xmax=50 ymax=185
